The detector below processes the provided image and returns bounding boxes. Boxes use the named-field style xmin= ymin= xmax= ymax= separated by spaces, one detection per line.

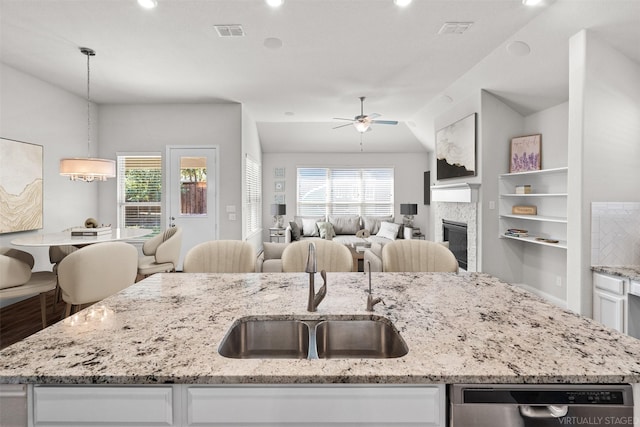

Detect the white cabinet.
xmin=29 ymin=384 xmax=446 ymax=427
xmin=32 ymin=385 xmax=176 ymax=426
xmin=186 ymin=385 xmax=445 ymax=426
xmin=592 ymin=272 xmax=628 ymax=333
xmin=498 ymin=167 xmax=567 ymax=249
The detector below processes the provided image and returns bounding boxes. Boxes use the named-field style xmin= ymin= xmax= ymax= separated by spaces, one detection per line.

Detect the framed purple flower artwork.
xmin=510 ymin=134 xmax=541 ymax=173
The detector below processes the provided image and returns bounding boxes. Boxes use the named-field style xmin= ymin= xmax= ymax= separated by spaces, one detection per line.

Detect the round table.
xmin=11 ymin=228 xmax=152 ymax=247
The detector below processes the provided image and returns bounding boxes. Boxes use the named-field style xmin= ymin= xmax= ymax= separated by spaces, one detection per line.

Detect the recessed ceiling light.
xmin=266 ymin=0 xmax=284 ymax=7
xmin=522 ymin=0 xmax=543 ymax=5
xmin=137 ymin=0 xmax=158 ymax=9
xmin=394 ymin=0 xmax=412 ymax=7
xmin=506 ymin=41 xmax=531 ymax=57
xmin=264 ymin=37 xmax=283 ymax=50
xmin=284 ymin=112 xmax=295 ymax=116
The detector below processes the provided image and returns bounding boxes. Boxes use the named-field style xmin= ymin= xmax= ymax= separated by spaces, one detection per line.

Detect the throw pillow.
xmin=263 ymin=242 xmax=287 ymax=260
xmin=396 ymin=223 xmax=404 ymax=239
xmin=376 ymin=221 xmax=400 ymax=240
xmin=289 ymin=221 xmax=301 ymax=241
xmin=362 ymin=216 xmax=393 ymax=234
xmin=317 ymin=222 xmax=336 ymax=240
xmin=301 ymin=218 xmax=319 ymax=237
xmin=328 ymin=215 xmax=361 ymax=235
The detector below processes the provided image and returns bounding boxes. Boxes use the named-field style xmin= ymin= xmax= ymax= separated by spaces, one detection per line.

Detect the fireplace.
xmin=443 ymin=220 xmax=468 ymax=270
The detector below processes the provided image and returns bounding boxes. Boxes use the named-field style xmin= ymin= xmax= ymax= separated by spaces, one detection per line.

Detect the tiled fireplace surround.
xmin=434 ymin=201 xmax=477 ymax=272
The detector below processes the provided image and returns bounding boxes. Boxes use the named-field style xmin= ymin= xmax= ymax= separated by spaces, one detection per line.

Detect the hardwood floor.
xmin=0 ymin=290 xmax=67 ymax=350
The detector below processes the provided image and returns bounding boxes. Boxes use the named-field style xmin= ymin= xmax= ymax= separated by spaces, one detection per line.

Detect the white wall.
xmin=567 ymin=30 xmax=640 ymax=316
xmin=0 ymin=64 xmax=99 ymax=272
xmin=262 ymin=151 xmax=430 ymax=242
xmin=97 ymin=103 xmax=243 ymax=240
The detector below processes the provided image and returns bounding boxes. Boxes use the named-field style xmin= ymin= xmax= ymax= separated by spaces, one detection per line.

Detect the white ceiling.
xmin=1 ymin=0 xmax=638 ymax=153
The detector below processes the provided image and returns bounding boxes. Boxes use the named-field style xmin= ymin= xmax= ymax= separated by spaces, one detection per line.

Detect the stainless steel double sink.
xmin=218 ymin=317 xmax=408 ymax=359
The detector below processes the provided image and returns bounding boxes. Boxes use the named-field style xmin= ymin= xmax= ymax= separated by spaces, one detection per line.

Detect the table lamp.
xmin=271 ymin=204 xmax=286 ymax=228
xmin=400 ymin=203 xmax=418 ymax=227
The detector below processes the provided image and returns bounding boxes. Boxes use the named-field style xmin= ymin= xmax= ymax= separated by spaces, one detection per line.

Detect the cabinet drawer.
xmin=630 ymin=280 xmax=640 ymax=297
xmin=593 ymin=272 xmax=626 ymax=295
xmin=33 ymin=386 xmax=173 ymax=426
xmin=187 ymin=385 xmax=444 ymax=426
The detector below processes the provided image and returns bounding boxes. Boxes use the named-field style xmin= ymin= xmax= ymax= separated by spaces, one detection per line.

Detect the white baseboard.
xmin=512 ymin=282 xmax=567 ymax=309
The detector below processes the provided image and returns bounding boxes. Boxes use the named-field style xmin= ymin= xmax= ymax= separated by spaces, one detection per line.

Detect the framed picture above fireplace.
xmin=436 ymin=113 xmax=476 ymax=180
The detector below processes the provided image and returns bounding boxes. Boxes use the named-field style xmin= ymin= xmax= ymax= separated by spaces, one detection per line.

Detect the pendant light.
xmin=59 ymin=47 xmax=115 ymax=182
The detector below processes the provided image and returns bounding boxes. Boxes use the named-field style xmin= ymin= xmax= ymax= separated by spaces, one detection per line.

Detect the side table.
xmin=269 ymin=227 xmax=286 ymax=243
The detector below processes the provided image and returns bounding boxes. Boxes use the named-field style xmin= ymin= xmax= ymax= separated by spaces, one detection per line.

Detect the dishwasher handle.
xmin=520 ymin=405 xmax=569 ymax=418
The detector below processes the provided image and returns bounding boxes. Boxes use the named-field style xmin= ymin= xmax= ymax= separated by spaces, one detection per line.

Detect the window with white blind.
xmin=245 ymin=155 xmax=262 ymax=236
xmin=297 ymin=167 xmax=394 ymax=217
xmin=117 ymin=154 xmax=162 ymax=236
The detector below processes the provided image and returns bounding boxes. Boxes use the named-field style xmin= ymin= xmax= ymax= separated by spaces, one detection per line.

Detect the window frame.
xmin=296 ymin=167 xmax=394 ymax=217
xmin=116 ymin=152 xmax=163 ymax=237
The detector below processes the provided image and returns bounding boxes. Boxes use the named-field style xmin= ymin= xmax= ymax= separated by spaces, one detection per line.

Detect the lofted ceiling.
xmin=1 ymin=0 xmax=638 ymax=153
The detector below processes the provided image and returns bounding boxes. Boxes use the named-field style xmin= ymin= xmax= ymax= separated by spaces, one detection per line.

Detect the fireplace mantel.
xmin=430 ymin=183 xmax=480 ymax=203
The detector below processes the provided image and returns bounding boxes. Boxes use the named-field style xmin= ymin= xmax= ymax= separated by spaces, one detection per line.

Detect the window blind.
xmin=117 ymin=155 xmax=162 ymax=235
xmin=297 ymin=167 xmax=393 ymax=217
xmin=245 ymin=155 xmax=261 ymax=235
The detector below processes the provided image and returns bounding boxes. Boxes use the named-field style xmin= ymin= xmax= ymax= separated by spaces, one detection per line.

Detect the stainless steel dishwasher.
xmin=450 ymin=384 xmax=634 ymax=426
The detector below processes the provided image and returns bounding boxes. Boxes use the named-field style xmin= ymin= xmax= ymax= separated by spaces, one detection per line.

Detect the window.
xmin=245 ymin=155 xmax=262 ymax=236
xmin=117 ymin=154 xmax=162 ymax=236
xmin=297 ymin=167 xmax=393 ymax=217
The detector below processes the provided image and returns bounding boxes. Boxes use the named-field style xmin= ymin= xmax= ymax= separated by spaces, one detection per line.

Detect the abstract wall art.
xmin=436 ymin=113 xmax=477 ymax=180
xmin=509 ymin=134 xmax=541 ymax=173
xmin=0 ymin=138 xmax=43 ymax=234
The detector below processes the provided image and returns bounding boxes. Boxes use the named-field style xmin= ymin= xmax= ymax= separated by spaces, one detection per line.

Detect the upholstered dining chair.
xmin=183 ymin=240 xmax=255 ymax=273
xmin=381 ymin=240 xmax=459 ymax=273
xmin=57 ymin=242 xmax=138 ymax=317
xmin=281 ymin=239 xmax=353 ymax=272
xmin=137 ymin=227 xmax=183 ymax=280
xmin=0 ymin=247 xmax=58 ymax=329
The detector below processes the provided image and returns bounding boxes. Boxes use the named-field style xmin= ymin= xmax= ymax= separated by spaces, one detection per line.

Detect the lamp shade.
xmin=60 ymin=158 xmax=116 ymax=182
xmin=271 ymin=204 xmax=286 ymax=216
xmin=400 ymin=203 xmax=418 ymax=215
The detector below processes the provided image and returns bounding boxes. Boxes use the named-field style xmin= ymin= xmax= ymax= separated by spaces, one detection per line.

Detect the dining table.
xmin=10 ymin=228 xmax=152 ymax=247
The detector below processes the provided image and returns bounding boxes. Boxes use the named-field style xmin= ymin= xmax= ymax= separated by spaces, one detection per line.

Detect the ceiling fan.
xmin=333 ymin=96 xmax=398 ymax=133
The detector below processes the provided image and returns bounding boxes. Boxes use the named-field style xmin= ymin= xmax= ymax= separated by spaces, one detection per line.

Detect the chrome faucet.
xmin=305 ymin=242 xmax=327 ymax=312
xmin=366 ymin=260 xmax=383 ymax=311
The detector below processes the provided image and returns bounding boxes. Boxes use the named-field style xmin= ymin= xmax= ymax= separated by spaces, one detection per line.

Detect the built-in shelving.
xmin=498 ymin=167 xmax=568 ymax=249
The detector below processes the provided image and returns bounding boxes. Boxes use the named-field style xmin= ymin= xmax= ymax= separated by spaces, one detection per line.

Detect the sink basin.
xmin=315 ymin=320 xmax=408 ymax=359
xmin=218 ymin=318 xmax=408 ymax=359
xmin=218 ymin=319 xmax=309 ymax=359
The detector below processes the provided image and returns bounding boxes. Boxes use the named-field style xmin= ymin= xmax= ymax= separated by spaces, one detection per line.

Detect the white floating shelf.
xmin=500 ymin=193 xmax=568 ymax=198
xmin=500 ymin=234 xmax=567 ymax=249
xmin=430 ymin=183 xmax=480 ymax=203
xmin=499 ymin=167 xmax=568 ymax=178
xmin=499 ymin=214 xmax=567 ymax=223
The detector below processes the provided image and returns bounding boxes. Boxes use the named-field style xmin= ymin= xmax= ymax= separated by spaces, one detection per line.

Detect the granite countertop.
xmin=1 ymin=272 xmax=640 ymax=385
xmin=592 ymin=265 xmax=640 ymax=281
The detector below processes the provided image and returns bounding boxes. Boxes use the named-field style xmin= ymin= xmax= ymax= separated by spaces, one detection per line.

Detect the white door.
xmin=166 ymin=146 xmax=218 ymax=270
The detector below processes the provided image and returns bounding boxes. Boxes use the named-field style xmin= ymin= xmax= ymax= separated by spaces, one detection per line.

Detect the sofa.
xmin=284 ymin=214 xmax=408 ymax=246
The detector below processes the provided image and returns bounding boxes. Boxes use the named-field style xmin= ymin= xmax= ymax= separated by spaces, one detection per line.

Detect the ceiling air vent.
xmin=214 ymin=24 xmax=245 ymax=37
xmin=438 ymin=22 xmax=474 ymax=35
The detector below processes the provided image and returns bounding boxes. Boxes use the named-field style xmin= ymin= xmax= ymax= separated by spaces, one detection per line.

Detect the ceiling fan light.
xmin=354 ymin=121 xmax=370 ymax=133
xmin=522 ymin=0 xmax=543 ymax=5
xmin=137 ymin=0 xmax=158 ymax=9
xmin=265 ymin=0 xmax=284 ymax=7
xmin=394 ymin=0 xmax=412 ymax=6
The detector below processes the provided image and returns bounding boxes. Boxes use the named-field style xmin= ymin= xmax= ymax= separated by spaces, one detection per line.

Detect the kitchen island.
xmin=1 ymin=272 xmax=640 ymax=425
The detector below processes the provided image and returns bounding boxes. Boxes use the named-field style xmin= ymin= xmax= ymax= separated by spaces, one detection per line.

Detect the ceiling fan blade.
xmin=333 ymin=117 xmax=356 ymax=121
xmin=371 ymin=120 xmax=398 ymax=125
xmin=333 ymin=123 xmax=354 ymax=129
xmin=368 ymin=113 xmax=381 ymax=119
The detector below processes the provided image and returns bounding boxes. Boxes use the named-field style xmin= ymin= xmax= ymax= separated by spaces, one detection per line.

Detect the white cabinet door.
xmin=593 ymin=288 xmax=626 ymax=333
xmin=186 ymin=385 xmax=445 ymax=426
xmin=32 ymin=386 xmax=175 ymax=426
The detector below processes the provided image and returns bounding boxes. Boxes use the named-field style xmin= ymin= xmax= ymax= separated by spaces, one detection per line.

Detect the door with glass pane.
xmin=167 ymin=146 xmax=218 ymax=270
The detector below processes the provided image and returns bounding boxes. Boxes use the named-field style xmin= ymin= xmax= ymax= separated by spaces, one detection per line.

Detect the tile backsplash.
xmin=591 ymin=202 xmax=640 ymax=266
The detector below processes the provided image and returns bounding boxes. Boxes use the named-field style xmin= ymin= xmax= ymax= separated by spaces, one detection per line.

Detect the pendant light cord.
xmin=86 ymin=50 xmax=91 ymax=158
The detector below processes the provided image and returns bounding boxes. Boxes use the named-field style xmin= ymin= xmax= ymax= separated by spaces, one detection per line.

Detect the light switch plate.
xmin=226 ymin=205 xmax=236 ymax=213
xmin=229 ymin=213 xmax=237 ymax=221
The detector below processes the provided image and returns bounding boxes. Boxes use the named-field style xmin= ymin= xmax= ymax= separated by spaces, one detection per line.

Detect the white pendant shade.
xmin=60 ymin=158 xmax=116 ymax=182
